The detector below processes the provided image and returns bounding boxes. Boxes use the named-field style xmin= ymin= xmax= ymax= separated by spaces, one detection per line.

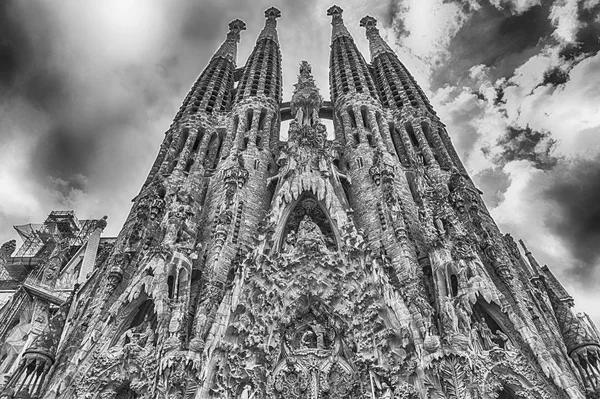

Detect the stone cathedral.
xmin=1 ymin=6 xmax=600 ymax=399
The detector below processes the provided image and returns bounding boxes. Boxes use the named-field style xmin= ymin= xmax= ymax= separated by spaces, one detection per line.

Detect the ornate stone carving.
xmin=268 ymin=312 xmax=356 ymax=399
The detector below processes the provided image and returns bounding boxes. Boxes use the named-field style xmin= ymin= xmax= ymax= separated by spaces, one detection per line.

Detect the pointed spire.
xmin=291 ymin=61 xmax=323 ymax=127
xmin=213 ymin=19 xmax=246 ymax=64
xmin=327 ymin=5 xmax=352 ymax=41
xmin=258 ymin=7 xmax=281 ymax=44
xmin=519 ymin=239 xmax=543 ymax=274
xmin=292 ymin=61 xmax=322 ymax=104
xmin=360 ymin=15 xmax=395 ymax=60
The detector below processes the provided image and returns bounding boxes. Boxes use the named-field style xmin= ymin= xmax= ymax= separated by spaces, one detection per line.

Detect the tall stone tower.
xmin=1 ymin=5 xmax=600 ymax=399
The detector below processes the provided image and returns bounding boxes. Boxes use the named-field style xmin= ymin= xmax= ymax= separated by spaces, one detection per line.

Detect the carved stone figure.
xmin=282 ymin=229 xmax=296 ymax=253
xmin=455 ymin=295 xmax=472 ymax=334
xmin=476 ymin=318 xmax=497 ymax=350
xmin=296 ymin=215 xmax=327 ymax=252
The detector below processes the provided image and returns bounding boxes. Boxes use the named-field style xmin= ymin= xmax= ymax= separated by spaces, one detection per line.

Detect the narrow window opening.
xmin=179 ymin=128 xmax=190 ymax=152
xmin=184 ymin=159 xmax=193 ymax=173
xmin=405 ymin=123 xmax=419 ymax=148
xmin=245 ymin=109 xmax=254 ymax=132
xmin=360 ymin=106 xmax=369 ymax=129
xmin=254 ymin=160 xmax=260 ymax=170
xmin=347 ymin=107 xmax=357 ymax=128
xmin=258 ymin=108 xmax=267 ymax=131
xmin=422 ymin=263 xmax=436 ymax=307
xmin=389 ymin=123 xmax=408 ymax=164
xmin=450 ymin=274 xmax=459 ymax=297
xmin=167 ymin=275 xmax=175 ymax=299
xmin=192 ymin=130 xmax=203 ymax=152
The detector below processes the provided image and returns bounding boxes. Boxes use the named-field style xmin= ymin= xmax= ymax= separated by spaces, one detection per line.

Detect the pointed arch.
xmin=274 ymin=191 xmax=340 ymax=253
xmin=485 ymin=364 xmax=545 ymax=399
xmin=109 ymin=296 xmax=157 ymax=348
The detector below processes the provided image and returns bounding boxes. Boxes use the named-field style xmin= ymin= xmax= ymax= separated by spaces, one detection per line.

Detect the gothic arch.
xmin=484 ymin=364 xmax=545 ymax=399
xmin=472 ymin=297 xmax=512 ymax=345
xmin=109 ymin=296 xmax=157 ymax=348
xmin=274 ymin=191 xmax=340 ymax=252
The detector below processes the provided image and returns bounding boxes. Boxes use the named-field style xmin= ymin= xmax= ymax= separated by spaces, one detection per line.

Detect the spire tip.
xmin=229 ymin=19 xmax=247 ymax=33
xmin=265 ymin=7 xmax=281 ymax=20
xmin=327 ymin=5 xmax=343 ymax=17
xmin=360 ymin=15 xmax=377 ymax=29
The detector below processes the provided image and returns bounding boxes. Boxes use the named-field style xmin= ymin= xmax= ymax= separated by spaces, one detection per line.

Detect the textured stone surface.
xmin=0 ymin=6 xmax=599 ymax=399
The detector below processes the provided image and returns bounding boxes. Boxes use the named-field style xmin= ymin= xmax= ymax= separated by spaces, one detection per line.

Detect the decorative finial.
xmin=360 ymin=15 xmax=394 ymax=59
xmin=360 ymin=15 xmax=377 ymax=29
xmin=265 ymin=7 xmax=281 ymax=20
xmin=229 ymin=19 xmax=247 ymax=33
xmin=518 ymin=239 xmax=531 ymax=254
xmin=327 ymin=5 xmax=343 ymax=17
xmin=299 ymin=60 xmax=311 ymax=75
xmin=328 ymin=5 xmax=352 ymax=40
xmin=96 ymin=215 xmax=108 ymax=230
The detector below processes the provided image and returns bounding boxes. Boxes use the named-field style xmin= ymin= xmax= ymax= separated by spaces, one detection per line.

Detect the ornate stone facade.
xmin=1 ymin=5 xmax=599 ymax=399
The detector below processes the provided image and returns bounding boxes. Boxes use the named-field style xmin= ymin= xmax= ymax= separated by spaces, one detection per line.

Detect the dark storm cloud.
xmin=544 ymin=155 xmax=600 ymax=275
xmin=0 ymin=0 xmax=232 ymax=198
xmin=0 ymin=0 xmax=36 ymax=86
xmin=489 ymin=126 xmax=559 ymax=170
xmin=431 ymin=1 xmax=555 ymax=89
xmin=180 ymin=2 xmax=229 ymax=42
xmin=0 ymin=1 xmax=60 ymax=103
xmin=559 ymin=0 xmax=600 ymax=60
xmin=540 ymin=66 xmax=570 ymax=87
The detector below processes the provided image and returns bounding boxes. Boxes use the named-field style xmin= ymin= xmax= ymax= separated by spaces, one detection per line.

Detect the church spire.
xmin=327 ymin=5 xmax=378 ymax=104
xmin=327 ymin=5 xmax=352 ymax=41
xmin=519 ymin=239 xmax=544 ymax=275
xmin=359 ymin=15 xmax=395 ymax=61
xmin=213 ymin=19 xmax=246 ymax=64
xmin=258 ymin=7 xmax=281 ymax=44
xmin=235 ymin=7 xmax=282 ymax=103
xmin=171 ymin=19 xmax=246 ymax=124
xmin=290 ymin=61 xmax=323 ymax=128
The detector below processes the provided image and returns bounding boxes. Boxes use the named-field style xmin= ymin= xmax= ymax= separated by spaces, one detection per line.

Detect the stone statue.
xmin=296 ymin=215 xmax=327 ymax=252
xmin=476 ymin=318 xmax=497 ymax=350
xmin=282 ymin=229 xmax=296 ymax=253
xmin=116 ymin=315 xmax=155 ymax=349
xmin=455 ymin=295 xmax=472 ymax=334
xmin=470 ymin=324 xmax=483 ymax=353
xmin=496 ymin=330 xmax=515 ymax=351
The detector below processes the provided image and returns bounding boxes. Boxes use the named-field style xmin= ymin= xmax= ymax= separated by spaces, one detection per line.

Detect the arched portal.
xmin=278 ymin=191 xmax=338 ymax=252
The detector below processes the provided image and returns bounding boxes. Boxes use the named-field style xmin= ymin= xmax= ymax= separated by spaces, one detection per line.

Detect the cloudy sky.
xmin=1 ymin=0 xmax=599 ymax=322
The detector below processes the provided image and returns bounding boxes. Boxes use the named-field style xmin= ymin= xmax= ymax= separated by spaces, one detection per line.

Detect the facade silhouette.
xmin=1 ymin=5 xmax=599 ymax=399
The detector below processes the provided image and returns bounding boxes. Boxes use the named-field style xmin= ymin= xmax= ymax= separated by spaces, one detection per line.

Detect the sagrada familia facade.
xmin=1 ymin=6 xmax=600 ymax=399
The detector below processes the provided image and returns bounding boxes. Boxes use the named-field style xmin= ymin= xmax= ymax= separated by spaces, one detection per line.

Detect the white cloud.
xmin=504 ymin=52 xmax=600 ymax=156
xmin=551 ymin=0 xmax=582 ymax=42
